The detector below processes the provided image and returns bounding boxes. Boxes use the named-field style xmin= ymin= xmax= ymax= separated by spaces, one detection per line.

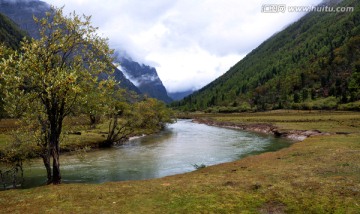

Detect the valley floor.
xmin=0 ymin=111 xmax=359 ymax=213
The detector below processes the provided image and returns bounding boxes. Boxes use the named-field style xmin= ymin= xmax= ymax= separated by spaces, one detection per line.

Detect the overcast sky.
xmin=44 ymin=0 xmax=323 ymax=93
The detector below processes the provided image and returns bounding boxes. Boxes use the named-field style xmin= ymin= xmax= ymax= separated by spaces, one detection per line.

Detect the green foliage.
xmin=0 ymin=13 xmax=27 ymax=50
xmin=338 ymin=100 xmax=360 ymax=111
xmin=173 ymin=0 xmax=360 ymax=111
xmin=0 ymin=6 xmax=176 ymax=186
xmin=292 ymin=96 xmax=339 ymax=110
xmin=134 ymin=98 xmax=175 ymax=133
xmin=105 ymin=98 xmax=175 ymax=146
xmin=192 ymin=163 xmax=206 ymax=170
xmin=0 ymin=128 xmax=38 ymax=189
xmin=0 ymin=13 xmax=28 ymax=118
xmin=0 ymin=7 xmax=115 ymax=184
xmin=204 ymin=104 xmax=252 ymax=114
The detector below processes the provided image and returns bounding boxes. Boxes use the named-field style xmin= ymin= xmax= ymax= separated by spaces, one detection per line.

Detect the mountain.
xmin=0 ymin=12 xmax=29 ymax=117
xmin=0 ymin=0 xmax=49 ymax=39
xmin=168 ymin=90 xmax=195 ymax=101
xmin=117 ymin=57 xmax=172 ymax=103
xmin=173 ymin=0 xmax=360 ymax=112
xmin=0 ymin=12 xmax=27 ymax=49
xmin=0 ymin=0 xmax=141 ymax=93
xmin=0 ymin=0 xmax=172 ymax=103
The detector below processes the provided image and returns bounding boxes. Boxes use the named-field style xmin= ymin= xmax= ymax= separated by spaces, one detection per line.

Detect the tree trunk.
xmin=41 ymin=153 xmax=52 ymax=184
xmin=38 ymin=116 xmax=52 ymax=183
xmin=89 ymin=114 xmax=100 ymax=129
xmin=49 ymin=119 xmax=62 ymax=185
xmin=47 ymin=100 xmax=65 ymax=185
xmin=51 ymin=145 xmax=61 ymax=184
xmin=107 ymin=115 xmax=118 ymax=142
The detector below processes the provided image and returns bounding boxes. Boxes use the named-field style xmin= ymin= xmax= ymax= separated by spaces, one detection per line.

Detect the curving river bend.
xmin=22 ymin=120 xmax=292 ymax=188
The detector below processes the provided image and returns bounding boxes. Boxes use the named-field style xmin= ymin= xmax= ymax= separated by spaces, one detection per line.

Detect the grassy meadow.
xmin=186 ymin=110 xmax=360 ymax=133
xmin=0 ymin=110 xmax=359 ymax=213
xmin=0 ymin=116 xmax=106 ymax=153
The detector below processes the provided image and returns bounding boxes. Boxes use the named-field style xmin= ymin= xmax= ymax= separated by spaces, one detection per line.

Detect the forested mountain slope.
xmin=173 ymin=0 xmax=360 ymax=112
xmin=0 ymin=12 xmax=29 ymax=117
xmin=0 ymin=13 xmax=27 ymax=49
xmin=0 ymin=0 xmax=49 ymax=39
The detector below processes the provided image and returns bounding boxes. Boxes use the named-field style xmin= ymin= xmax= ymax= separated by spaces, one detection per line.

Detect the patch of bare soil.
xmin=259 ymin=201 xmax=286 ymax=214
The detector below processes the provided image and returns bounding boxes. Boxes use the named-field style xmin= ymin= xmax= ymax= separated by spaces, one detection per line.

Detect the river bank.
xmin=0 ymin=117 xmax=158 ymax=158
xmin=0 ymin=110 xmax=359 ymax=213
xmin=18 ymin=120 xmax=290 ymax=189
xmin=185 ymin=110 xmax=359 ymax=139
xmin=192 ymin=117 xmax=329 ymax=141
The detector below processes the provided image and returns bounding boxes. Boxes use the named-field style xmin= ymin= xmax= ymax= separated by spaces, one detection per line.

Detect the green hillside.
xmin=173 ymin=0 xmax=360 ymax=112
xmin=0 ymin=13 xmax=28 ymax=118
xmin=0 ymin=13 xmax=27 ymax=49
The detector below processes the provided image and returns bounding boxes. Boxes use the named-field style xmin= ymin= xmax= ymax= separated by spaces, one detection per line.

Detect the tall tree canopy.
xmin=0 ymin=7 xmax=115 ymax=184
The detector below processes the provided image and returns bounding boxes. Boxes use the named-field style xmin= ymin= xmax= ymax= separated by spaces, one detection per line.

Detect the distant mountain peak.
xmin=116 ymin=57 xmax=173 ymax=103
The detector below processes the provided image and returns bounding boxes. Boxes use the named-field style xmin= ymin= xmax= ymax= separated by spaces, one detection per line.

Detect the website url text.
xmin=262 ymin=4 xmax=354 ymax=13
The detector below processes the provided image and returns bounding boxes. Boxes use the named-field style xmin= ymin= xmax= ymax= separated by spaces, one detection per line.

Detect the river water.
xmin=22 ymin=120 xmax=292 ymax=188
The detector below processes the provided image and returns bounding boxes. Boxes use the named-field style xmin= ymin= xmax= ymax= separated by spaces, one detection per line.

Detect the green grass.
xmin=0 ymin=134 xmax=11 ymax=150
xmin=0 ymin=119 xmax=19 ymax=150
xmin=0 ymin=134 xmax=359 ymax=213
xmin=0 ymin=111 xmax=359 ymax=213
xmin=190 ymin=110 xmax=360 ymax=133
xmin=0 ymin=117 xmax=108 ymax=153
xmin=0 ymin=115 xmax=161 ymax=153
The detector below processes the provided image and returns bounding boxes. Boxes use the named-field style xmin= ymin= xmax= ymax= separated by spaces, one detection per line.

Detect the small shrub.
xmin=193 ymin=164 xmax=206 ymax=170
xmin=338 ymin=101 xmax=360 ymax=111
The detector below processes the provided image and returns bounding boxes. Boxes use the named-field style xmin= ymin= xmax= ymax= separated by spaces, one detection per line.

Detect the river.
xmin=22 ymin=120 xmax=292 ymax=188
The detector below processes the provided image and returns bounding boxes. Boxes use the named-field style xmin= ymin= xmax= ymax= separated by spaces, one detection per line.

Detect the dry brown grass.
xmin=1 ymin=134 xmax=359 ymax=213
xmin=0 ymin=111 xmax=359 ymax=213
xmin=192 ymin=110 xmax=360 ymax=133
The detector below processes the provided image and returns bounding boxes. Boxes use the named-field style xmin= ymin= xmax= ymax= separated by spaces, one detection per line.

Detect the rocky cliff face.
xmin=117 ymin=57 xmax=173 ymax=103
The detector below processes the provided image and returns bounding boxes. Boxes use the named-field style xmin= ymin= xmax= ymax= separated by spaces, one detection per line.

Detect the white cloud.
xmin=44 ymin=0 xmax=323 ymax=92
xmin=147 ymin=45 xmax=244 ymax=92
